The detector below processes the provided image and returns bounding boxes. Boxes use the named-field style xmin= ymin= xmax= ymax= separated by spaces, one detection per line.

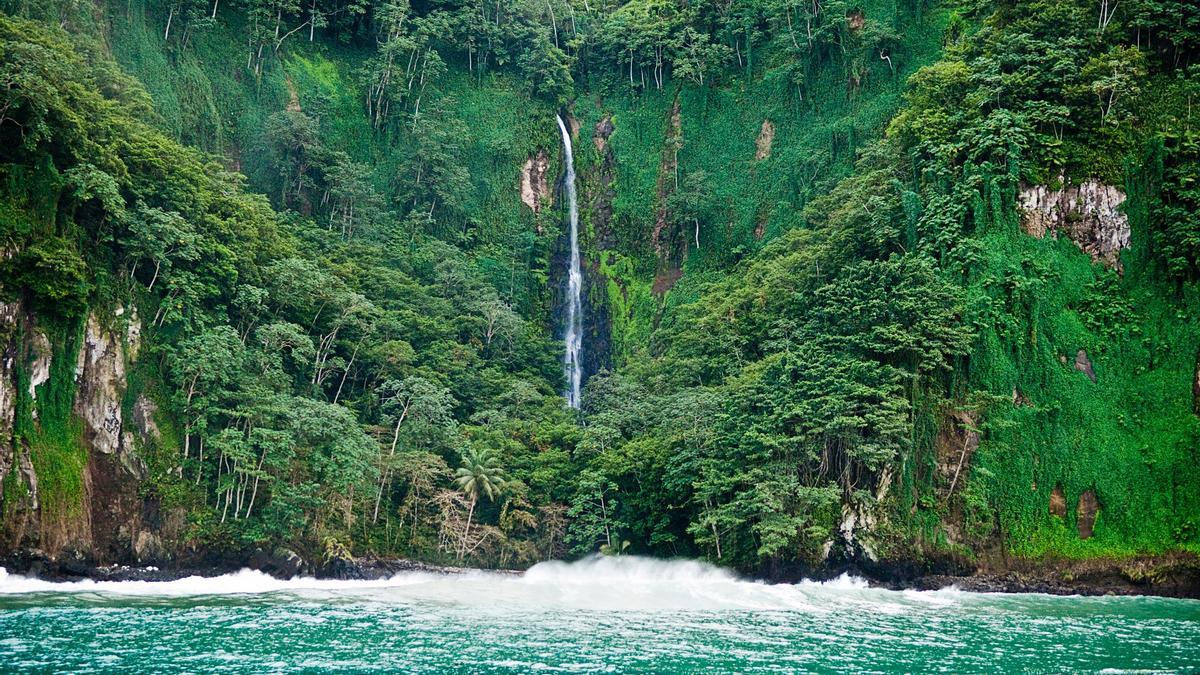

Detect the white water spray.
xmin=0 ymin=557 xmax=950 ymax=613
xmin=556 ymin=114 xmax=584 ymax=409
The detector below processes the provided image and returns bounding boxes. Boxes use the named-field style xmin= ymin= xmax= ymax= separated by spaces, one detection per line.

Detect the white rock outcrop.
xmin=73 ymin=313 xmax=128 ymax=455
xmin=520 ymin=150 xmax=551 ymax=213
xmin=1019 ymin=179 xmax=1130 ymax=270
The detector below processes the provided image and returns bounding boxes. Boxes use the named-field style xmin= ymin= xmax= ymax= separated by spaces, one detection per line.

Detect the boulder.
xmin=250 ymin=547 xmax=307 ymax=578
xmin=57 ymin=543 xmax=95 ymax=577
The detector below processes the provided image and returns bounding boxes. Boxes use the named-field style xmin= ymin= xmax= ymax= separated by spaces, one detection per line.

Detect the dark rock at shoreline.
xmin=4 ymin=546 xmax=1196 ymax=599
xmin=752 ymin=550 xmax=1200 ymax=599
xmin=872 ymin=554 xmax=1200 ymax=599
xmin=249 ymin=547 xmax=306 ymax=579
xmin=318 ymin=556 xmax=517 ymax=580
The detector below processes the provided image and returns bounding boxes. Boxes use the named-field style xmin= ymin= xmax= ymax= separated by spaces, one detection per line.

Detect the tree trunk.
xmin=711 ymin=520 xmax=722 ymax=559
xmin=148 ymin=260 xmax=162 ymax=291
xmin=460 ymin=496 xmax=477 ymax=559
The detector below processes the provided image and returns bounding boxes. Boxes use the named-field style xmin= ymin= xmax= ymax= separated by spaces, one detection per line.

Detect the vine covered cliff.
xmin=0 ymin=0 xmax=1198 ymax=590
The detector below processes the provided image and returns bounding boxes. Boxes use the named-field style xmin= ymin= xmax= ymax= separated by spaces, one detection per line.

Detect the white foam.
xmin=796 ymin=572 xmax=871 ymax=590
xmin=0 ymin=557 xmax=962 ymax=612
xmin=0 ymin=566 xmax=437 ymax=596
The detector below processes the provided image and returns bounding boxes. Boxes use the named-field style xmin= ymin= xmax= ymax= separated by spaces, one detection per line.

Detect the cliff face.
xmin=1 ymin=0 xmax=1196 ymax=583
xmin=0 ymin=302 xmax=164 ymax=566
xmin=1019 ymin=179 xmax=1131 ymax=271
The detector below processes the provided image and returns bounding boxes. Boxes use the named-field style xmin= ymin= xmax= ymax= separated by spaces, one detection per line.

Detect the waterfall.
xmin=556 ymin=114 xmax=583 ymax=409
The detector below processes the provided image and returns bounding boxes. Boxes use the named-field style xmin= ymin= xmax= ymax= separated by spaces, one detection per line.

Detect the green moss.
xmin=956 ymin=134 xmax=1200 ymax=560
xmin=8 ymin=315 xmax=90 ymax=521
xmin=28 ymin=421 xmax=88 ymax=521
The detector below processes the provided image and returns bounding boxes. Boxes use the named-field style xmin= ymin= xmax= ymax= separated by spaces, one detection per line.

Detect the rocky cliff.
xmin=0 ymin=302 xmax=167 ymax=568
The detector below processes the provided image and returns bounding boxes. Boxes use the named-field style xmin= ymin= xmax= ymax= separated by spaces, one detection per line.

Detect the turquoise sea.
xmin=1 ymin=556 xmax=1198 ymax=673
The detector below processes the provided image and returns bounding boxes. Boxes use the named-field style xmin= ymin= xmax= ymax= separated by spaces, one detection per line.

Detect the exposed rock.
xmin=131 ymin=394 xmax=161 ymax=445
xmin=125 ymin=307 xmax=142 ymax=362
xmin=1077 ymin=489 xmax=1100 ymax=539
xmin=917 ymin=552 xmax=1200 ymax=598
xmin=935 ymin=410 xmax=980 ymax=491
xmin=0 ymin=307 xmax=37 ymax=553
xmin=0 ymin=303 xmax=18 ymax=486
xmin=830 ymin=466 xmax=894 ymax=563
xmin=755 ymin=119 xmax=775 ymax=161
xmin=249 ymin=546 xmax=307 ymax=578
xmin=273 ymin=547 xmax=305 ymax=577
xmin=1074 ymin=349 xmax=1096 ymax=382
xmin=589 ymin=114 xmax=617 ymax=249
xmin=1049 ymin=484 xmax=1067 ymax=518
xmin=27 ymin=329 xmax=51 ymax=418
xmin=847 ymin=8 xmax=866 ymax=30
xmin=1019 ymin=179 xmax=1130 ymax=270
xmin=73 ymin=314 xmax=126 ymax=455
xmin=133 ymin=530 xmax=167 ymax=564
xmin=56 ymin=543 xmax=94 ymax=577
xmin=593 ymin=114 xmax=614 ymax=153
xmin=16 ymin=446 xmax=39 ymax=515
xmin=653 ymin=96 xmax=683 ymax=258
xmin=651 ymin=267 xmax=682 ymax=296
xmin=519 ymin=149 xmax=551 ymax=213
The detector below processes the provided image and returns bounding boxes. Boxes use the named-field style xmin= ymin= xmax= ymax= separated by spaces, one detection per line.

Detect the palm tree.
xmin=454 ymin=446 xmax=507 ymax=558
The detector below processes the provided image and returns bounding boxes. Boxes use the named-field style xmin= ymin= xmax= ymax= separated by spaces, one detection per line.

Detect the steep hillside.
xmin=1 ymin=0 xmax=1197 ymax=588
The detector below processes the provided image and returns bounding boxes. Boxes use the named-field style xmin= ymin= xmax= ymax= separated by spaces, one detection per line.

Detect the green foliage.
xmin=1146 ymin=129 xmax=1200 ymax=280
xmin=3 ymin=0 xmax=1198 ymax=574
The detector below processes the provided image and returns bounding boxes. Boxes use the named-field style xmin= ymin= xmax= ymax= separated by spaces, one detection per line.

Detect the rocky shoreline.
xmin=3 ymin=548 xmax=1198 ymax=599
xmin=794 ymin=551 xmax=1200 ymax=599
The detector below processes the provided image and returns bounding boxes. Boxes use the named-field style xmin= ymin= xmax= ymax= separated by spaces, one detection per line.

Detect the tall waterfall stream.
xmin=556 ymin=114 xmax=583 ymax=408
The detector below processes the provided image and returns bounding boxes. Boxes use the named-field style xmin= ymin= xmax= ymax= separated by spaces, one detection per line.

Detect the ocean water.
xmin=1 ymin=556 xmax=1197 ymax=673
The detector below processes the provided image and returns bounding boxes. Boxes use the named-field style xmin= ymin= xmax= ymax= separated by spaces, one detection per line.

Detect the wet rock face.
xmin=520 ymin=149 xmax=551 ymax=213
xmin=131 ymin=395 xmax=160 ymax=445
xmin=1019 ymin=179 xmax=1130 ymax=271
xmin=0 ymin=304 xmax=41 ymax=550
xmin=653 ymin=96 xmax=684 ymax=260
xmin=590 ymin=114 xmax=617 ymax=249
xmin=1077 ymin=489 xmax=1100 ymax=539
